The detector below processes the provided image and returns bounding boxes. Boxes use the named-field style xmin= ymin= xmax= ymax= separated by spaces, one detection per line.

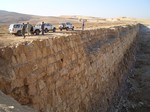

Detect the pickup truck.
xmin=35 ymin=23 xmax=56 ymax=33
xmin=59 ymin=22 xmax=74 ymax=31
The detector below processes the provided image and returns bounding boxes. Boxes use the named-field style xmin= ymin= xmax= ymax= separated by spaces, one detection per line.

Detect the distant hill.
xmin=0 ymin=10 xmax=107 ymax=25
xmin=0 ymin=10 xmax=79 ymax=25
xmin=0 ymin=10 xmax=32 ymax=24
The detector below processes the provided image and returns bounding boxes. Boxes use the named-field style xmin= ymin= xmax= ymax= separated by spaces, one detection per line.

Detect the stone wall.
xmin=0 ymin=24 xmax=139 ymax=112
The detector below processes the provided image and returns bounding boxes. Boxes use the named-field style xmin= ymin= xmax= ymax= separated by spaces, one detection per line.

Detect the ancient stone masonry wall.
xmin=0 ymin=24 xmax=139 ymax=112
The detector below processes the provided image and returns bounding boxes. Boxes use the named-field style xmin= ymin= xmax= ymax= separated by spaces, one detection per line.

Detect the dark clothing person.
xmin=30 ymin=26 xmax=33 ymax=34
xmin=82 ymin=21 xmax=85 ymax=30
xmin=22 ymin=23 xmax=26 ymax=38
xmin=41 ymin=22 xmax=44 ymax=35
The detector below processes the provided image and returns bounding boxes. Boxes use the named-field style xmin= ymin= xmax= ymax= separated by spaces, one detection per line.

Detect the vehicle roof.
xmin=59 ymin=22 xmax=72 ymax=24
xmin=36 ymin=22 xmax=52 ymax=24
xmin=10 ymin=23 xmax=23 ymax=25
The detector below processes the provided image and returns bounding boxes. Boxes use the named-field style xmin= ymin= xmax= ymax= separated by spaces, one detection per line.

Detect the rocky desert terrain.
xmin=0 ymin=10 xmax=150 ymax=112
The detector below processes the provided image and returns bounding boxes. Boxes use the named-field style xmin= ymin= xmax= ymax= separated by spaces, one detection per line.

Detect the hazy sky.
xmin=0 ymin=0 xmax=150 ymax=18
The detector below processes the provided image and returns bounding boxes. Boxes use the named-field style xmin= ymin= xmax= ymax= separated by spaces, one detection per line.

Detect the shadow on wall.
xmin=140 ymin=24 xmax=150 ymax=32
xmin=85 ymin=34 xmax=116 ymax=54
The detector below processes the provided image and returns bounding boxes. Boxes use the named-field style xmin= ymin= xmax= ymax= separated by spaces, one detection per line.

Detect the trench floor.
xmin=120 ymin=24 xmax=150 ymax=112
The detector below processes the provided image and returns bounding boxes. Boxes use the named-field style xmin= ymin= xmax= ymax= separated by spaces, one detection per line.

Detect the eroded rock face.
xmin=0 ymin=24 xmax=139 ymax=112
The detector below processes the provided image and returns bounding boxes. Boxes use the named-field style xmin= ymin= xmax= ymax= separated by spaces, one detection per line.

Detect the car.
xmin=9 ymin=23 xmax=23 ymax=36
xmin=59 ymin=22 xmax=74 ymax=31
xmin=8 ymin=23 xmax=40 ymax=36
xmin=9 ymin=22 xmax=56 ymax=36
xmin=35 ymin=23 xmax=56 ymax=33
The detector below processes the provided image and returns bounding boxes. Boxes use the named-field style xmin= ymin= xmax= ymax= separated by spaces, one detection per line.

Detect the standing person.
xmin=22 ymin=23 xmax=26 ymax=38
xmin=82 ymin=20 xmax=85 ymax=31
xmin=26 ymin=22 xmax=31 ymax=36
xmin=41 ymin=22 xmax=44 ymax=35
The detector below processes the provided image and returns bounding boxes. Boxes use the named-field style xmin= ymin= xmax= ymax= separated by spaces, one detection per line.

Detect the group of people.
xmin=21 ymin=20 xmax=85 ymax=39
xmin=22 ymin=22 xmax=45 ymax=38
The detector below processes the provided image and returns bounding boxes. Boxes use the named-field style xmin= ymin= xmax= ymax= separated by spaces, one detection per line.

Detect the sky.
xmin=0 ymin=0 xmax=150 ymax=19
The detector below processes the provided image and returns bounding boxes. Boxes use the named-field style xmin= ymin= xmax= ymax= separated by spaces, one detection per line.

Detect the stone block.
xmin=11 ymin=78 xmax=24 ymax=90
xmin=20 ymin=53 xmax=27 ymax=63
xmin=38 ymin=80 xmax=46 ymax=91
xmin=42 ymin=48 xmax=47 ymax=58
xmin=28 ymin=82 xmax=37 ymax=95
xmin=47 ymin=64 xmax=55 ymax=75
xmin=48 ymin=55 xmax=56 ymax=64
xmin=11 ymin=56 xmax=17 ymax=65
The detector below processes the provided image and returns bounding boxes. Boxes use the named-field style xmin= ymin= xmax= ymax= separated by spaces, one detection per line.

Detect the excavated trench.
xmin=125 ymin=24 xmax=150 ymax=112
xmin=111 ymin=24 xmax=150 ymax=112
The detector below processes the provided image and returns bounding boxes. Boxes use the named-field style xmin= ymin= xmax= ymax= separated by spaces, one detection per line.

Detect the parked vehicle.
xmin=9 ymin=23 xmax=38 ymax=36
xmin=32 ymin=25 xmax=41 ymax=35
xmin=9 ymin=23 xmax=56 ymax=36
xmin=9 ymin=23 xmax=23 ymax=36
xmin=35 ymin=23 xmax=56 ymax=33
xmin=59 ymin=22 xmax=74 ymax=31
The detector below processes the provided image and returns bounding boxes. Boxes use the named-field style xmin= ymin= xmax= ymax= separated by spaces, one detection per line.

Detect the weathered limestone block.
xmin=11 ymin=78 xmax=24 ymax=90
xmin=26 ymin=73 xmax=38 ymax=84
xmin=41 ymin=57 xmax=48 ymax=67
xmin=28 ymin=82 xmax=37 ymax=95
xmin=38 ymin=80 xmax=46 ymax=91
xmin=42 ymin=47 xmax=47 ymax=58
xmin=46 ymin=64 xmax=55 ymax=75
xmin=47 ymin=55 xmax=56 ymax=64
xmin=0 ymin=47 xmax=13 ymax=62
xmin=11 ymin=55 xmax=17 ymax=65
xmin=20 ymin=53 xmax=27 ymax=63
